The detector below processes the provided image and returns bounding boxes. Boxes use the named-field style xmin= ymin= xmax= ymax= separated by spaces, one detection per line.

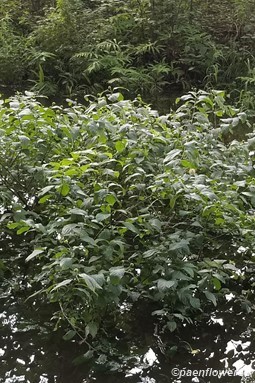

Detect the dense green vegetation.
xmin=1 ymin=0 xmax=255 ymax=370
xmin=1 ymin=0 xmax=255 ymax=102
xmin=1 ymin=90 xmax=255 ymax=364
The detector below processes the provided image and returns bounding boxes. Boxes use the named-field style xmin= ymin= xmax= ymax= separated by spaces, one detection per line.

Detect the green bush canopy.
xmin=1 ymin=90 xmax=255 ymax=348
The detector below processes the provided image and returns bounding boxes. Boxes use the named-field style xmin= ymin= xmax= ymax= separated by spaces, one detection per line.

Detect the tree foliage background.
xmin=0 ymin=0 xmax=255 ymax=101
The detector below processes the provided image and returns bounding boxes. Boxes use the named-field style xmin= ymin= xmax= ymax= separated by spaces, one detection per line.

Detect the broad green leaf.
xmin=189 ymin=296 xmax=201 ymax=309
xmin=95 ymin=213 xmax=111 ymax=222
xmin=115 ymin=141 xmax=126 ymax=152
xmin=90 ymin=273 xmax=105 ymax=286
xmin=59 ymin=183 xmax=70 ymax=196
xmin=170 ymin=195 xmax=178 ymax=209
xmin=157 ymin=279 xmax=176 ymax=291
xmin=149 ymin=218 xmax=162 ymax=231
xmin=26 ymin=249 xmax=44 ymax=262
xmin=7 ymin=222 xmax=20 ymax=229
xmin=204 ymin=291 xmax=217 ymax=306
xmin=86 ymin=322 xmax=98 ymax=338
xmin=18 ymin=135 xmax=30 ymax=147
xmin=183 ymin=266 xmax=195 ymax=277
xmin=62 ymin=224 xmax=78 ymax=236
xmin=167 ymin=321 xmax=177 ymax=332
xmin=39 ymin=194 xmax=51 ymax=204
xmin=169 ymin=240 xmax=189 ymax=252
xmin=212 ymin=277 xmax=221 ymax=291
xmin=17 ymin=226 xmax=30 ymax=235
xmin=213 ymin=273 xmax=226 ymax=283
xmin=18 ymin=108 xmax=32 ymax=117
xmin=124 ymin=222 xmax=139 ymax=233
xmin=181 ymin=160 xmax=196 ymax=169
xmin=10 ymin=101 xmax=20 ymax=109
xmin=234 ymin=180 xmax=246 ymax=187
xmin=109 ymin=266 xmax=125 ymax=280
xmin=223 ymin=263 xmax=238 ymax=271
xmin=63 ymin=330 xmax=76 ymax=341
xmin=60 ymin=257 xmax=73 ymax=269
xmin=65 ymin=168 xmax=78 ymax=176
xmin=164 ymin=149 xmax=182 ymax=163
xmin=69 ymin=208 xmax=87 ymax=216
xmin=79 ymin=273 xmax=102 ymax=292
xmin=105 ymin=194 xmax=116 ymax=205
xmin=215 ymin=217 xmax=224 ymax=225
xmin=51 ymin=279 xmax=73 ymax=291
xmin=80 ymin=234 xmax=97 ymax=246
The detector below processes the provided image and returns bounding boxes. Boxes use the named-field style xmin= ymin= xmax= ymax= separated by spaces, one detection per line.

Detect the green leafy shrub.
xmin=1 ymin=90 xmax=255 ymax=345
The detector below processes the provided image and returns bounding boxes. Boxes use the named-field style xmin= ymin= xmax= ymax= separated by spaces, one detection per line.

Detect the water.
xmin=1 ymin=288 xmax=255 ymax=383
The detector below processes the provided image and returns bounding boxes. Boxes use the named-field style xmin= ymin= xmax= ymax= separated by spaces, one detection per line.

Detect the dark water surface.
xmin=1 ymin=289 xmax=255 ymax=383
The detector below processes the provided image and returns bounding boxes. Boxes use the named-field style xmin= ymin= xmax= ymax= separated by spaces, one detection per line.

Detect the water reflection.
xmin=1 ymin=291 xmax=255 ymax=383
xmin=0 ymin=293 xmax=89 ymax=383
